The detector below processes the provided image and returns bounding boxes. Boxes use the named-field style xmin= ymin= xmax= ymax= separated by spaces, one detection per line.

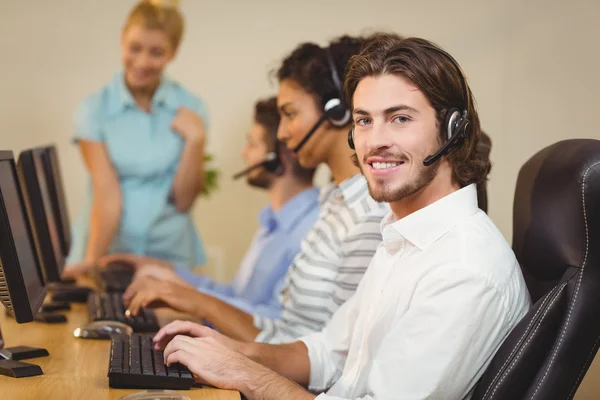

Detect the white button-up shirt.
xmin=300 ymin=184 xmax=532 ymax=400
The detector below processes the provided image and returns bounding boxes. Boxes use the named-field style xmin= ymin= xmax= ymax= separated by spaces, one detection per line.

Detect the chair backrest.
xmin=476 ymin=131 xmax=492 ymax=213
xmin=471 ymin=138 xmax=600 ymax=400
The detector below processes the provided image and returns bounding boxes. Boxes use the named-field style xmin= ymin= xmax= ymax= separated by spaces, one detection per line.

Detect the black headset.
xmin=292 ymin=47 xmax=352 ymax=154
xmin=347 ymin=45 xmax=471 ymax=167
xmin=232 ymin=129 xmax=284 ymax=180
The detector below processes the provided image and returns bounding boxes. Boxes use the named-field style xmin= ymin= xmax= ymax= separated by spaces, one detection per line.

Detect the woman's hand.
xmin=62 ymin=260 xmax=96 ymax=278
xmin=98 ymin=253 xmax=174 ymax=270
xmin=171 ymin=107 xmax=206 ymax=143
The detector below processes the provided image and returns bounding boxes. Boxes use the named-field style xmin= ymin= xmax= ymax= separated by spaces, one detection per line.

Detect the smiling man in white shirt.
xmin=149 ymin=34 xmax=532 ymax=400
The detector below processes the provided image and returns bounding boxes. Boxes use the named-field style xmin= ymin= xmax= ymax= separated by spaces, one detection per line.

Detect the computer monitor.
xmin=17 ymin=148 xmax=65 ymax=283
xmin=0 ymin=151 xmax=48 ymax=378
xmin=40 ymin=145 xmax=71 ymax=257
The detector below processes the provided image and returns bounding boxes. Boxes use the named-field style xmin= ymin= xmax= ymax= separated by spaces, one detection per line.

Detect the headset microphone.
xmin=232 ymin=152 xmax=280 ymax=180
xmin=293 ymin=48 xmax=352 ymax=155
xmin=293 ymin=98 xmax=347 ymax=153
xmin=292 ymin=114 xmax=327 ymax=154
xmin=423 ymin=112 xmax=469 ymax=166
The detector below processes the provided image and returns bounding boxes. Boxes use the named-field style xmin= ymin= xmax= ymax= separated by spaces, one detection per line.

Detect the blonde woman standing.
xmin=65 ymin=0 xmax=209 ymax=276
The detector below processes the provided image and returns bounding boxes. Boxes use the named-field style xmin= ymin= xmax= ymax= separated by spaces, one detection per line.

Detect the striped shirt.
xmin=254 ymin=174 xmax=390 ymax=343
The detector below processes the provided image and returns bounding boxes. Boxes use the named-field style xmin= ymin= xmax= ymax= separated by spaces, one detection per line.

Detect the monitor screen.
xmin=41 ymin=146 xmax=71 ymax=257
xmin=17 ymin=149 xmax=65 ymax=283
xmin=0 ymin=152 xmax=46 ymax=323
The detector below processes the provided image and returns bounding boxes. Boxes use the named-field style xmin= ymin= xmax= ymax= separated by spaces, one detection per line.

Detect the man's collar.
xmin=381 ymin=184 xmax=480 ymax=251
xmin=259 ymin=187 xmax=320 ymax=233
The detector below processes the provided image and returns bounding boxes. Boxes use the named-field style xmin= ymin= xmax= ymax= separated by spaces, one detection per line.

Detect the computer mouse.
xmin=73 ymin=320 xmax=133 ymax=340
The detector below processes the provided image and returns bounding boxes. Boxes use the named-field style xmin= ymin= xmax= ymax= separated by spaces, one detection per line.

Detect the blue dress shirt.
xmin=175 ymin=187 xmax=320 ymax=318
xmin=68 ymin=71 xmax=209 ymax=269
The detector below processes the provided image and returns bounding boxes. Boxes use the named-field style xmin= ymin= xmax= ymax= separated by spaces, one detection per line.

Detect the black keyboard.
xmin=108 ymin=334 xmax=195 ymax=390
xmin=87 ymin=292 xmax=159 ymax=333
xmin=96 ymin=262 xmax=135 ymax=292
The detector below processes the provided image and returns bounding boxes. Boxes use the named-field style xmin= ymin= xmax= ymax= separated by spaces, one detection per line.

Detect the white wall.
xmin=0 ymin=0 xmax=598 ymax=282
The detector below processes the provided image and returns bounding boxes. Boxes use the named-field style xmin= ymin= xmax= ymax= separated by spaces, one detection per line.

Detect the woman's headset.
xmin=292 ymin=47 xmax=352 ymax=153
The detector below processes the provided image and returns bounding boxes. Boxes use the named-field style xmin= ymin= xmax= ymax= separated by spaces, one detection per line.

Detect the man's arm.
xmin=163 ymin=335 xmax=315 ymax=400
xmin=153 ymin=321 xmax=314 ymax=398
xmin=241 ymin=340 xmax=312 ymax=386
xmin=153 ymin=273 xmax=367 ymax=399
xmin=173 ymin=263 xmax=237 ymax=297
xmin=243 ymin=272 xmax=368 ymax=389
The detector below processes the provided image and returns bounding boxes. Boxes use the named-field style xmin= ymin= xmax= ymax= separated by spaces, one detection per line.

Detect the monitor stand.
xmin=40 ymin=301 xmax=71 ymax=313
xmin=46 ymin=279 xmax=77 ymax=291
xmin=0 ymin=322 xmax=45 ymax=378
xmin=46 ymin=276 xmax=94 ymax=303
xmin=49 ymin=286 xmax=93 ymax=303
xmin=4 ymin=308 xmax=67 ymax=324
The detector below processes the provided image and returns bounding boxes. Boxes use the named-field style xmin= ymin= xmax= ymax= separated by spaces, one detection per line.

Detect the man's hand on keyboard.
xmin=153 ymin=320 xmax=244 ymax=353
xmin=162 ymin=334 xmax=316 ymax=400
xmin=163 ymin=335 xmax=263 ymax=393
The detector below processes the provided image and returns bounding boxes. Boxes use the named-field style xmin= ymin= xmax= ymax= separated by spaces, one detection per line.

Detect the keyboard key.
xmin=153 ymin=351 xmax=167 ymax=377
xmin=180 ymin=370 xmax=193 ymax=380
xmin=130 ymin=337 xmax=141 ymax=375
xmin=122 ymin=341 xmax=130 ymax=374
xmin=167 ymin=364 xmax=179 ymax=377
xmin=109 ymin=341 xmax=122 ymax=373
xmin=141 ymin=336 xmax=154 ymax=375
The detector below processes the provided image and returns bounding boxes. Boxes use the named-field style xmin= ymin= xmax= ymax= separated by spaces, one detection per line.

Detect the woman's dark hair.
xmin=276 ymin=35 xmax=366 ymax=116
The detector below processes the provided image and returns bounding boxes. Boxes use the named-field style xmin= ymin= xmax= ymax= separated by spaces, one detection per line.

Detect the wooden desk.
xmin=0 ymin=302 xmax=240 ymax=400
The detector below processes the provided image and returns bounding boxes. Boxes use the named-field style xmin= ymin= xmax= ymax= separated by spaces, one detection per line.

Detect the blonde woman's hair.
xmin=123 ymin=0 xmax=184 ymax=50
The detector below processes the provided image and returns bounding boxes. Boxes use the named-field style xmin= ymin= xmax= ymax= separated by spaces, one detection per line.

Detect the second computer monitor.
xmin=17 ymin=148 xmax=65 ymax=283
xmin=40 ymin=145 xmax=71 ymax=257
xmin=0 ymin=151 xmax=46 ymax=323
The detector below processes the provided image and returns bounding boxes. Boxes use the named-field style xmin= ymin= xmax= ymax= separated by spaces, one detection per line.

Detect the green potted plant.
xmin=202 ymin=153 xmax=220 ymax=198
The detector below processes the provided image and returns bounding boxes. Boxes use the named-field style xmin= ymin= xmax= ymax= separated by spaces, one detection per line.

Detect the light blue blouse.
xmin=67 ymin=71 xmax=209 ymax=268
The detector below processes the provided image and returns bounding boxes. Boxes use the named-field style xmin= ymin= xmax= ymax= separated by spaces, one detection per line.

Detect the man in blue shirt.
xmin=108 ymin=97 xmax=320 ymax=321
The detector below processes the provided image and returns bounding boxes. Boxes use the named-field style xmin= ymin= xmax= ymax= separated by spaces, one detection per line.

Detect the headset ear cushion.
xmin=324 ymin=98 xmax=351 ymax=127
xmin=347 ymin=128 xmax=355 ymax=150
xmin=444 ymin=108 xmax=461 ymax=140
xmin=262 ymin=152 xmax=283 ymax=175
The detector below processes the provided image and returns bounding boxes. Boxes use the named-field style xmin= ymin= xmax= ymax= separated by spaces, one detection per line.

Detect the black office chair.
xmin=471 ymin=138 xmax=600 ymax=399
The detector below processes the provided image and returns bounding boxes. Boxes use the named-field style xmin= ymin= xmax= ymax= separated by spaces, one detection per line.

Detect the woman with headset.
xmin=64 ymin=0 xmax=209 ymax=276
